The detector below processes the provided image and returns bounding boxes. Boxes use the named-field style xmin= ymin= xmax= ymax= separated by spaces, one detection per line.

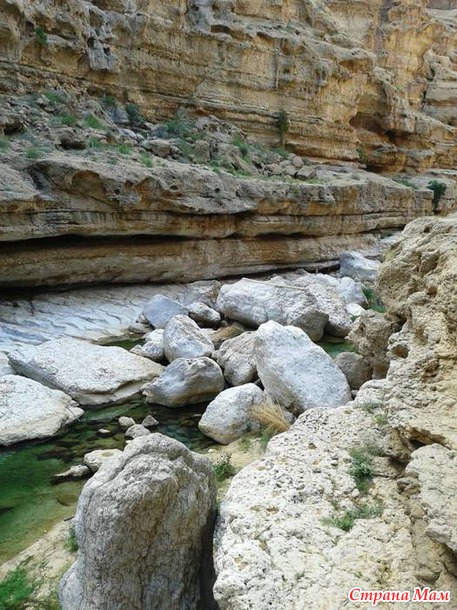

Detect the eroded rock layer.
xmin=1 ymin=0 xmax=456 ymax=170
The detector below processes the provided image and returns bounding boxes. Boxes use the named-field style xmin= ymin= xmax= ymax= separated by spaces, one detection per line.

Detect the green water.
xmin=318 ymin=336 xmax=356 ymax=358
xmin=0 ymin=397 xmax=212 ymax=564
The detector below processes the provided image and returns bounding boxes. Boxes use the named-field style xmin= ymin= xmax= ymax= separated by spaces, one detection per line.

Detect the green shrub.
xmin=25 ymin=146 xmax=42 ymax=159
xmin=323 ymin=502 xmax=383 ymax=532
xmin=357 ymin=147 xmax=367 ymax=165
xmin=362 ymin=286 xmax=385 ymax=313
xmin=0 ymin=566 xmax=36 ymax=610
xmin=35 ymin=27 xmax=48 ymax=47
xmin=276 ymin=109 xmax=289 ymax=146
xmin=125 ymin=103 xmax=143 ymax=127
xmin=166 ymin=108 xmax=194 ymax=138
xmin=88 ymin=137 xmax=104 ymax=150
xmin=85 ymin=115 xmax=104 ymax=130
xmin=231 ymin=136 xmax=249 ymax=159
xmin=66 ymin=526 xmax=78 ymax=553
xmin=428 ymin=180 xmax=446 ymax=211
xmin=0 ymin=137 xmax=10 ymax=152
xmin=349 ymin=448 xmax=373 ymax=493
xmin=44 ymin=90 xmax=65 ymax=105
xmin=102 ymin=94 xmax=116 ymax=108
xmin=60 ymin=114 xmax=78 ymax=127
xmin=140 ymin=152 xmax=153 ymax=167
xmin=115 ymin=143 xmax=131 ymax=155
xmin=213 ymin=454 xmax=236 ymax=483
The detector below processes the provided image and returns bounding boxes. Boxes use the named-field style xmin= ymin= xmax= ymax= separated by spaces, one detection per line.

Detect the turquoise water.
xmin=0 ymin=397 xmax=212 ymax=564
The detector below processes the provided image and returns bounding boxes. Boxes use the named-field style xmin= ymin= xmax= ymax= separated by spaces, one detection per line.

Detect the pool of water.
xmin=0 ymin=397 xmax=213 ymax=564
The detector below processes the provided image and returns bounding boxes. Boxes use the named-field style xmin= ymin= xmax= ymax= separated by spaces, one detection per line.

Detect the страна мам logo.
xmin=348 ymin=587 xmax=450 ymax=606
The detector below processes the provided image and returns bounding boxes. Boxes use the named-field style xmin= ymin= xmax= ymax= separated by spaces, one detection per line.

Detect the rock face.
xmin=163 ymin=315 xmax=214 ymax=361
xmin=198 ymin=384 xmax=264 ymax=445
xmin=254 ymin=321 xmax=351 ymax=414
xmin=217 ymin=278 xmax=329 ymax=341
xmin=143 ymin=357 xmax=225 ymax=407
xmin=334 ymin=352 xmax=372 ymax=390
xmin=1 ymin=0 xmax=456 ymax=171
xmin=0 ymin=375 xmax=83 ymax=446
xmin=8 ymin=338 xmax=163 ymax=407
xmin=60 ymin=434 xmax=217 ymax=610
xmin=214 ymin=381 xmax=457 ymax=609
xmin=216 ymin=332 xmax=256 ymax=386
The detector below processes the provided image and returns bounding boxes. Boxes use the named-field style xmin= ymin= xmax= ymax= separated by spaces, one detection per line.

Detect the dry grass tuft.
xmin=251 ymin=399 xmax=291 ymax=437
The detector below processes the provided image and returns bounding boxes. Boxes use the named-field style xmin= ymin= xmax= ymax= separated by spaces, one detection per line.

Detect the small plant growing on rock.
xmin=349 ymin=448 xmax=373 ymax=493
xmin=25 ymin=146 xmax=42 ymax=159
xmin=166 ymin=108 xmax=194 ymax=139
xmin=59 ymin=114 xmax=78 ymax=127
xmin=323 ymin=501 xmax=383 ymax=532
xmin=0 ymin=136 xmax=10 ymax=152
xmin=231 ymin=136 xmax=249 ymax=159
xmin=213 ymin=453 xmax=236 ymax=483
xmin=251 ymin=399 xmax=291 ymax=437
xmin=35 ymin=26 xmax=48 ymax=47
xmin=125 ymin=103 xmax=143 ymax=128
xmin=428 ymin=180 xmax=446 ymax=211
xmin=116 ymin=143 xmax=131 ymax=155
xmin=66 ymin=526 xmax=79 ymax=553
xmin=140 ymin=152 xmax=153 ymax=167
xmin=0 ymin=565 xmax=36 ymax=608
xmin=276 ymin=109 xmax=289 ymax=147
xmin=85 ymin=115 xmax=104 ymax=130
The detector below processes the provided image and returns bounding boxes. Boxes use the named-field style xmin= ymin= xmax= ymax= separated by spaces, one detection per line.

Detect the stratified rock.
xmin=254 ymin=321 xmax=351 ymax=414
xmin=125 ymin=424 xmax=151 ymax=439
xmin=143 ymin=295 xmax=188 ymax=329
xmin=118 ymin=416 xmax=135 ymax=430
xmin=348 ymin=311 xmax=399 ymax=378
xmin=163 ymin=315 xmax=214 ymax=362
xmin=142 ymin=415 xmax=159 ymax=428
xmin=405 ymin=444 xmax=457 ymax=554
xmin=60 ymin=434 xmax=217 ymax=610
xmin=143 ymin=357 xmax=225 ymax=407
xmin=217 ymin=332 xmax=256 ymax=386
xmin=0 ymin=353 xmax=14 ymax=377
xmin=52 ymin=465 xmax=91 ymax=484
xmin=335 ymin=352 xmax=372 ymax=390
xmin=8 ymin=338 xmax=163 ymax=407
xmin=83 ymin=449 xmax=122 ymax=473
xmin=188 ymin=302 xmax=221 ymax=328
xmin=217 ymin=278 xmax=328 ymax=341
xmin=0 ymin=375 xmax=83 ymax=446
xmin=199 ymin=385 xmax=264 ymax=444
xmin=340 ymin=251 xmax=381 ymax=283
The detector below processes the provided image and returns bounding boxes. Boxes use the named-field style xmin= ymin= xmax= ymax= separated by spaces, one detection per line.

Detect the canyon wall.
xmin=0 ymin=0 xmax=456 ymax=169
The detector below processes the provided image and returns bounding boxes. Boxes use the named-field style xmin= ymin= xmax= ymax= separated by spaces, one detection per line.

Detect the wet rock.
xmin=334 ymin=352 xmax=372 ymax=390
xmin=188 ymin=302 xmax=221 ymax=327
xmin=199 ymin=384 xmax=263 ymax=444
xmin=52 ymin=465 xmax=91 ymax=484
xmin=217 ymin=278 xmax=328 ymax=341
xmin=143 ymin=357 xmax=225 ymax=407
xmin=125 ymin=424 xmax=151 ymax=439
xmin=8 ymin=338 xmax=163 ymax=407
xmin=142 ymin=295 xmax=188 ymax=329
xmin=60 ymin=434 xmax=217 ymax=610
xmin=142 ymin=415 xmax=159 ymax=428
xmin=254 ymin=321 xmax=351 ymax=414
xmin=217 ymin=332 xmax=256 ymax=386
xmin=163 ymin=315 xmax=214 ymax=361
xmin=0 ymin=375 xmax=83 ymax=447
xmin=118 ymin=416 xmax=135 ymax=430
xmin=83 ymin=449 xmax=122 ymax=473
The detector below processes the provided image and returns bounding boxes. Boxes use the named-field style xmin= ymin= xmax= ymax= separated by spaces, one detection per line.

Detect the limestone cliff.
xmin=1 ymin=0 xmax=456 ymax=170
xmin=214 ymin=215 xmax=457 ymax=608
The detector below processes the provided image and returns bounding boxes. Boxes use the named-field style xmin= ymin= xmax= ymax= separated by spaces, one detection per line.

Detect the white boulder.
xmin=142 ymin=295 xmax=188 ymax=328
xmin=217 ymin=332 xmax=256 ymax=386
xmin=163 ymin=315 xmax=214 ymax=361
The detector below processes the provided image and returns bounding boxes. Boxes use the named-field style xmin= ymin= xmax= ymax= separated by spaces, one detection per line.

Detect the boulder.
xmin=217 ymin=332 xmax=256 ymax=386
xmin=143 ymin=357 xmax=225 ymax=407
xmin=163 ymin=315 xmax=214 ymax=361
xmin=142 ymin=415 xmax=159 ymax=428
xmin=199 ymin=384 xmax=264 ymax=444
xmin=142 ymin=295 xmax=188 ymax=329
xmin=83 ymin=449 xmax=122 ymax=473
xmin=348 ymin=311 xmax=399 ymax=378
xmin=131 ymin=329 xmax=164 ymax=361
xmin=339 ymin=276 xmax=368 ymax=307
xmin=188 ymin=302 xmax=221 ymax=327
xmin=339 ymin=251 xmax=381 ymax=283
xmin=60 ymin=435 xmax=217 ymax=610
xmin=217 ymin=278 xmax=328 ymax=341
xmin=254 ymin=321 xmax=351 ymax=414
xmin=52 ymin=465 xmax=91 ymax=484
xmin=118 ymin=416 xmax=135 ymax=430
xmin=125 ymin=424 xmax=151 ymax=439
xmin=8 ymin=338 xmax=163 ymax=407
xmin=334 ymin=352 xmax=372 ymax=390
xmin=0 ymin=375 xmax=83 ymax=446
